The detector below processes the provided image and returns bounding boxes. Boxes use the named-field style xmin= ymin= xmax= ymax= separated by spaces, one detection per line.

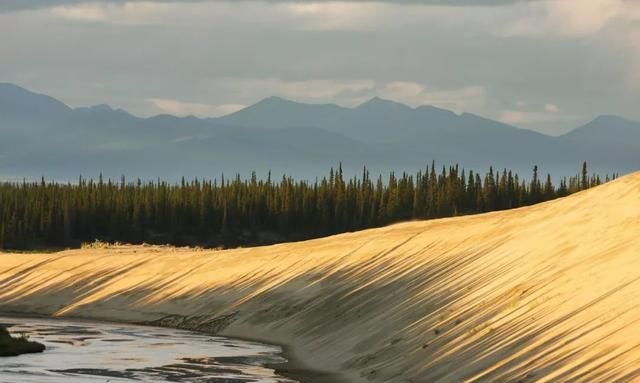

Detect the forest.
xmin=0 ymin=162 xmax=612 ymax=249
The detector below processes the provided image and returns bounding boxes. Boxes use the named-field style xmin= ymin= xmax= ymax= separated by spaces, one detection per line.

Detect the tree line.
xmin=0 ymin=162 xmax=614 ymax=249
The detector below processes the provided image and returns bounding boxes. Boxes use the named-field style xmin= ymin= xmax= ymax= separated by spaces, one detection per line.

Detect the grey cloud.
xmin=0 ymin=0 xmax=537 ymax=13
xmin=0 ymin=0 xmax=636 ymax=135
xmin=230 ymin=0 xmax=536 ymax=4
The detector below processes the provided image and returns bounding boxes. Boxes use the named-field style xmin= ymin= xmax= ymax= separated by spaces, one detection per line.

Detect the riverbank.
xmin=1 ymin=172 xmax=639 ymax=382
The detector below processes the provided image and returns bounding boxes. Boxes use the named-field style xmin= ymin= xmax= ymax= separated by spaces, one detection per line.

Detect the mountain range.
xmin=0 ymin=82 xmax=638 ymax=181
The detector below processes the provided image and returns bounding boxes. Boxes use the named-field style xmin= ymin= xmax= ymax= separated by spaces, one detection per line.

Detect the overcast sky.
xmin=1 ymin=0 xmax=639 ymax=135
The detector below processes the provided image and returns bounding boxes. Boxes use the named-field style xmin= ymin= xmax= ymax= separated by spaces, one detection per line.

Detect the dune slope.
xmin=1 ymin=172 xmax=639 ymax=382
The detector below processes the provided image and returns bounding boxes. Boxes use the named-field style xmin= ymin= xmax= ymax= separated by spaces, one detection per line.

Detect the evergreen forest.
xmin=0 ymin=162 xmax=612 ymax=250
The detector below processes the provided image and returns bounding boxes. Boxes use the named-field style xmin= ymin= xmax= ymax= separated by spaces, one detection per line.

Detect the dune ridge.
xmin=1 ymin=172 xmax=639 ymax=382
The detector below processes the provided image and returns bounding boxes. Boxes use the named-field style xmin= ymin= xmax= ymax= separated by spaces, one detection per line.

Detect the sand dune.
xmin=1 ymin=172 xmax=639 ymax=382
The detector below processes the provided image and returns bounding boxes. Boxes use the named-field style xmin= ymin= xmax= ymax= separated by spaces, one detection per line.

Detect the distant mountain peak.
xmin=590 ymin=114 xmax=637 ymax=125
xmin=415 ymin=104 xmax=458 ymax=116
xmin=0 ymin=82 xmax=26 ymax=91
xmin=356 ymin=96 xmax=412 ymax=110
xmin=364 ymin=96 xmax=384 ymax=103
xmin=254 ymin=95 xmax=299 ymax=107
xmin=90 ymin=104 xmax=114 ymax=112
xmin=561 ymin=113 xmax=640 ymax=148
xmin=261 ymin=95 xmax=286 ymax=103
xmin=569 ymin=115 xmax=640 ymax=132
xmin=0 ymin=82 xmax=71 ymax=116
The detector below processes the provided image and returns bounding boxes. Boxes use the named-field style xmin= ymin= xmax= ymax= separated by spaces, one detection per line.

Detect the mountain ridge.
xmin=0 ymin=83 xmax=638 ymax=180
xmin=2 ymin=82 xmax=638 ymax=136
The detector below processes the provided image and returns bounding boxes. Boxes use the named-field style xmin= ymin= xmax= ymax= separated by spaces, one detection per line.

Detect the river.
xmin=0 ymin=316 xmax=297 ymax=383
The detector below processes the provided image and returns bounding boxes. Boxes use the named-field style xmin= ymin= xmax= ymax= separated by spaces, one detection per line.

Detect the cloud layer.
xmin=0 ymin=0 xmax=539 ymax=13
xmin=0 ymin=0 xmax=638 ymax=135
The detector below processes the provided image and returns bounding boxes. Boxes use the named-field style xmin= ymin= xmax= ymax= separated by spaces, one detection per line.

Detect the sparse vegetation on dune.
xmin=0 ymin=326 xmax=45 ymax=357
xmin=80 ymin=239 xmax=210 ymax=252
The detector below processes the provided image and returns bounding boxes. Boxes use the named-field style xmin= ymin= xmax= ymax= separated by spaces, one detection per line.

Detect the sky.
xmin=1 ymin=0 xmax=639 ymax=135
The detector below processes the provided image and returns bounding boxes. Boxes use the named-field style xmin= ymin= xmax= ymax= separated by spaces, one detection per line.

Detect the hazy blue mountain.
xmin=0 ymin=83 xmax=70 ymax=119
xmin=0 ymin=83 xmax=638 ymax=181
xmin=557 ymin=115 xmax=640 ymax=175
xmin=561 ymin=115 xmax=640 ymax=149
xmin=217 ymin=96 xmax=551 ymax=144
xmin=218 ymin=96 xmax=348 ymax=131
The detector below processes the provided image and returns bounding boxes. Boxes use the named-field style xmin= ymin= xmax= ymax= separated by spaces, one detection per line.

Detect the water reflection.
xmin=0 ymin=317 xmax=296 ymax=383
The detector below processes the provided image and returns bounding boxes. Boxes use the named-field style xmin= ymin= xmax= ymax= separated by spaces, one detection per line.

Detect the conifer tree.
xmin=581 ymin=161 xmax=589 ymax=190
xmin=0 ymin=163 xmax=605 ymax=250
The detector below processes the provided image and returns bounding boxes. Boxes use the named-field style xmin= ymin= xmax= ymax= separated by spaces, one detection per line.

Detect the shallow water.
xmin=0 ymin=316 xmax=297 ymax=383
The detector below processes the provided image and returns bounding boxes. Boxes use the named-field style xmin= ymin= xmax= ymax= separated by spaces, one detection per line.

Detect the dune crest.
xmin=1 ymin=172 xmax=639 ymax=382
